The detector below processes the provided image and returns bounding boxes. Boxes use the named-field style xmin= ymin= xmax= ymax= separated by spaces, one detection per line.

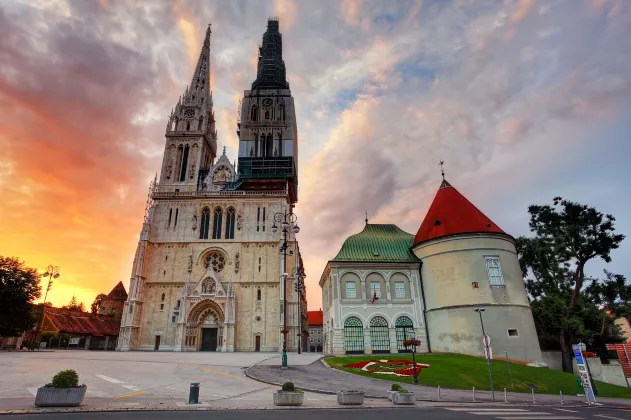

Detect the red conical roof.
xmin=413 ymin=180 xmax=505 ymax=246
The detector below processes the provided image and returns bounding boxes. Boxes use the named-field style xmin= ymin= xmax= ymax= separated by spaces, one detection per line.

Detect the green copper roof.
xmin=332 ymin=224 xmax=420 ymax=262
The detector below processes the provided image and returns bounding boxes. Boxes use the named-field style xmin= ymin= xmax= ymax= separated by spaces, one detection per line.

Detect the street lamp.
xmin=475 ymin=307 xmax=495 ymax=401
xmin=36 ymin=265 xmax=60 ymax=349
xmin=271 ymin=211 xmax=299 ymax=369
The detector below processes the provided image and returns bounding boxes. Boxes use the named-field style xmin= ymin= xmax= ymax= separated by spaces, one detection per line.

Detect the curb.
xmin=244 ymin=361 xmax=619 ymax=409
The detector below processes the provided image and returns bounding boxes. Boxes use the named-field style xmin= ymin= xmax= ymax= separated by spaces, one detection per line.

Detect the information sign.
xmin=572 ymin=344 xmax=596 ymax=404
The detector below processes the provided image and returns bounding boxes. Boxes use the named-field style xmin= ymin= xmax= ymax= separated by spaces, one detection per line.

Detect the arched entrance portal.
xmin=186 ymin=300 xmax=225 ymax=352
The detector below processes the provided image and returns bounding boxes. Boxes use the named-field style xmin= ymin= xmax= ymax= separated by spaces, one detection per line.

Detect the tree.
xmin=91 ymin=293 xmax=106 ymax=314
xmin=519 ymin=197 xmax=625 ymax=372
xmin=63 ymin=295 xmax=85 ymax=312
xmin=0 ymin=256 xmax=42 ymax=337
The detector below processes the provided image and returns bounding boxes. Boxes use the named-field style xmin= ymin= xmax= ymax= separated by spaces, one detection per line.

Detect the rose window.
xmin=204 ymin=252 xmax=225 ymax=272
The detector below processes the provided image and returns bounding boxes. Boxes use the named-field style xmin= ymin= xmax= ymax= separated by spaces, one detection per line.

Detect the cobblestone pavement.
xmin=246 ymin=357 xmax=631 ymax=408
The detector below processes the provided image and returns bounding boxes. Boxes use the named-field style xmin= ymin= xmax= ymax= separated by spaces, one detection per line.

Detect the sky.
xmin=0 ymin=0 xmax=630 ymax=311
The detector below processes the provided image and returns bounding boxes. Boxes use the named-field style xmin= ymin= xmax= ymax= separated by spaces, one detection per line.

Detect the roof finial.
xmin=223 ymin=145 xmax=226 ymax=156
xmin=439 ymin=160 xmax=445 ymax=181
xmin=365 ymin=211 xmax=368 ymax=225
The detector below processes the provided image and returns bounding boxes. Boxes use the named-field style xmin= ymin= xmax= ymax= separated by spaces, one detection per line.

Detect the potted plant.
xmin=35 ymin=369 xmax=87 ymax=407
xmin=392 ymin=385 xmax=415 ymax=405
xmin=388 ymin=383 xmax=402 ymax=401
xmin=273 ymin=381 xmax=304 ymax=406
xmin=337 ymin=389 xmax=364 ymax=405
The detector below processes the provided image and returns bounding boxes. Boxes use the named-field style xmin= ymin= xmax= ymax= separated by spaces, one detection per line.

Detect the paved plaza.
xmin=0 ymin=350 xmax=323 ymax=411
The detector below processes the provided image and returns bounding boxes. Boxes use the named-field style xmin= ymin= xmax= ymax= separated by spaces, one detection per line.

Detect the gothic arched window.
xmin=198 ymin=117 xmax=203 ymax=130
xmin=212 ymin=207 xmax=223 ymax=240
xmin=264 ymin=109 xmax=270 ymax=120
xmin=161 ymin=293 xmax=165 ymax=301
xmin=251 ymin=106 xmax=258 ymax=122
xmin=225 ymin=207 xmax=235 ymax=239
xmin=186 ymin=122 xmax=190 ymax=131
xmin=257 ymin=289 xmax=261 ymax=301
xmin=199 ymin=207 xmax=210 ymax=239
xmin=175 ymin=145 xmax=183 ymax=180
xmin=179 ymin=145 xmax=189 ymax=182
xmin=266 ymin=133 xmax=273 ymax=157
xmin=279 ymin=103 xmax=285 ymax=121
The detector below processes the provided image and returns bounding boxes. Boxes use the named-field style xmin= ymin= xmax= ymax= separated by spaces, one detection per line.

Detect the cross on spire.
xmin=439 ymin=160 xmax=445 ymax=181
xmin=365 ymin=211 xmax=368 ymax=225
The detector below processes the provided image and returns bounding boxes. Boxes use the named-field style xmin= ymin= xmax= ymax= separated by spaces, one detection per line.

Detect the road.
xmin=6 ymin=407 xmax=631 ymax=420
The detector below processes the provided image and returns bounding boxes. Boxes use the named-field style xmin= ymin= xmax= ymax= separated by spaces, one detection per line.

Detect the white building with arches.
xmin=117 ymin=20 xmax=308 ymax=352
xmin=320 ymin=224 xmax=428 ymax=355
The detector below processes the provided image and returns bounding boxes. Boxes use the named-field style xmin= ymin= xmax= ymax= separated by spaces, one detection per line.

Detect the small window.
xmin=174 ymin=208 xmax=179 ymax=227
xmin=172 ymin=316 xmax=176 ymax=322
xmin=370 ymin=282 xmax=381 ymax=298
xmin=395 ymin=281 xmax=405 ymax=298
xmin=161 ymin=293 xmax=165 ymax=301
xmin=176 ymin=300 xmax=181 ymax=308
xmin=345 ymin=282 xmax=356 ymax=298
xmin=485 ymin=256 xmax=505 ymax=286
xmin=128 ymin=306 xmax=133 ymax=314
xmin=257 ymin=289 xmax=262 ymax=301
xmin=508 ymin=329 xmax=519 ymax=337
xmin=160 ymin=303 xmax=164 ymax=311
xmin=165 ymin=256 xmax=168 ymax=261
xmin=256 ymin=316 xmax=261 ymax=322
xmin=258 ymin=257 xmax=261 ymax=273
xmin=168 ymin=208 xmax=172 ymax=228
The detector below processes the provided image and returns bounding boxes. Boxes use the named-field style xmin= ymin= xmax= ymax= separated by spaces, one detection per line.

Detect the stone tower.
xmin=237 ymin=18 xmax=299 ymax=204
xmin=411 ymin=179 xmax=543 ymax=363
xmin=117 ymin=21 xmax=307 ymax=353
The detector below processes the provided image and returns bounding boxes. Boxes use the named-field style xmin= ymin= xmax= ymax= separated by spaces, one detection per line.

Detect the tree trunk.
xmin=567 ymin=261 xmax=586 ymax=318
xmin=559 ymin=329 xmax=573 ymax=373
xmin=601 ymin=311 xmax=608 ymax=335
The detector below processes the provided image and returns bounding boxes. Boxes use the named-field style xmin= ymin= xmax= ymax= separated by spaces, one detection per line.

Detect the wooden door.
xmin=201 ymin=328 xmax=218 ymax=351
xmin=154 ymin=335 xmax=161 ymax=351
xmin=255 ymin=335 xmax=261 ymax=352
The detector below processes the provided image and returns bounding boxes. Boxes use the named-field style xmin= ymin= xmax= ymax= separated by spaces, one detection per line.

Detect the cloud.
xmin=0 ymin=0 xmax=630 ymax=312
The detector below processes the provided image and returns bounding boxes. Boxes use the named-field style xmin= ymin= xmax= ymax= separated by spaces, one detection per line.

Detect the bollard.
xmin=560 ymin=390 xmax=563 ymax=405
xmin=531 ymin=389 xmax=535 ymax=404
xmin=472 ymin=387 xmax=476 ymax=402
xmin=437 ymin=385 xmax=441 ymax=400
xmin=189 ymin=382 xmax=200 ymax=404
xmin=504 ymin=388 xmax=507 ymax=403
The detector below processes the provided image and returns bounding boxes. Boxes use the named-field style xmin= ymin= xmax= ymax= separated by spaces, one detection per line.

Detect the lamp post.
xmin=37 ymin=265 xmax=60 ymax=349
xmin=293 ymin=272 xmax=304 ymax=354
xmin=271 ymin=212 xmax=300 ymax=369
xmin=475 ymin=307 xmax=495 ymax=401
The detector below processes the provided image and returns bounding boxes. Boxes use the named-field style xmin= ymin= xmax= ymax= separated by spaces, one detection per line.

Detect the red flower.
xmin=343 ymin=361 xmax=373 ymax=369
xmin=394 ymin=366 xmax=423 ymax=376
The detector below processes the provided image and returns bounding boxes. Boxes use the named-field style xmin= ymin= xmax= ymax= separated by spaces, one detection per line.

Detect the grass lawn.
xmin=327 ymin=353 xmax=631 ymax=399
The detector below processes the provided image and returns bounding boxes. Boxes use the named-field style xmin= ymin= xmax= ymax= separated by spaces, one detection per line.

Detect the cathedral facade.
xmin=117 ymin=19 xmax=308 ymax=352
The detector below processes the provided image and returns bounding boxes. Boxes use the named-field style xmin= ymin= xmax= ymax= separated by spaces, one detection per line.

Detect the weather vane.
xmin=439 ymin=160 xmax=445 ymax=181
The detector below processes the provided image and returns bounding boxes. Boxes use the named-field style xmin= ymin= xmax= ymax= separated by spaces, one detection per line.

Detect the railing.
xmin=152 ymin=189 xmax=287 ymax=198
xmin=606 ymin=343 xmax=631 ymax=377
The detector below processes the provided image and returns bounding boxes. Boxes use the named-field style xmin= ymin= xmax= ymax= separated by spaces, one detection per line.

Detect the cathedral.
xmin=117 ymin=19 xmax=308 ymax=352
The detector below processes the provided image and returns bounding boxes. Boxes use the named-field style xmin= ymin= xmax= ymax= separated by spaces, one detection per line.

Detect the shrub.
xmin=281 ymin=382 xmax=295 ymax=392
xmin=391 ymin=383 xmax=403 ymax=392
xmin=51 ymin=369 xmax=79 ymax=388
xmin=399 ymin=387 xmax=408 ymax=393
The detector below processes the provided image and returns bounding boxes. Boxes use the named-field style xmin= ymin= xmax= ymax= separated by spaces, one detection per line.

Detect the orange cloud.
xmin=274 ymin=0 xmax=297 ymax=31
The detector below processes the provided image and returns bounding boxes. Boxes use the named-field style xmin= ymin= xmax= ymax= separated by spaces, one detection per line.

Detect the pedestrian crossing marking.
xmin=470 ymin=413 xmax=550 ymax=416
xmin=446 ymin=408 xmax=528 ymax=412
xmin=496 ymin=417 xmax=580 ymax=420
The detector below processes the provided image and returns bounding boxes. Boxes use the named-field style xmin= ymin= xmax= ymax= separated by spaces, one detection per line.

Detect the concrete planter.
xmin=273 ymin=391 xmax=304 ymax=406
xmin=337 ymin=390 xmax=364 ymax=405
xmin=392 ymin=392 xmax=415 ymax=405
xmin=35 ymin=386 xmax=86 ymax=407
xmin=387 ymin=390 xmax=396 ymax=401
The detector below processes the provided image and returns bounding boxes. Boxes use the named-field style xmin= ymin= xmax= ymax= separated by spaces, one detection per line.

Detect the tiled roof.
xmin=413 ymin=179 xmax=505 ymax=246
xmin=45 ymin=308 xmax=120 ymax=337
xmin=332 ymin=224 xmax=419 ymax=262
xmin=307 ymin=310 xmax=323 ymax=326
xmin=104 ymin=281 xmax=127 ymax=301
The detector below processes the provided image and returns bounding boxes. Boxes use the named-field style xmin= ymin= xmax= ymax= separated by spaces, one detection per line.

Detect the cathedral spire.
xmin=251 ymin=18 xmax=289 ymax=90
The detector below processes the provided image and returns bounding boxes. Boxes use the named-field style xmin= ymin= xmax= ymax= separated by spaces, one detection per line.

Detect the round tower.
xmin=412 ymin=179 xmax=543 ymax=363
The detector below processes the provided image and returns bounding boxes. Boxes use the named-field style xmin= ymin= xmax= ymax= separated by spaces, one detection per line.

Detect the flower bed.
xmin=343 ymin=359 xmax=430 ymax=377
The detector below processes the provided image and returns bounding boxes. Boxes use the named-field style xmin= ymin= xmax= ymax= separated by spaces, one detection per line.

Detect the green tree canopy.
xmin=0 ymin=256 xmax=42 ymax=337
xmin=91 ymin=293 xmax=106 ymax=314
xmin=63 ymin=295 xmax=85 ymax=313
xmin=518 ymin=197 xmax=625 ymax=372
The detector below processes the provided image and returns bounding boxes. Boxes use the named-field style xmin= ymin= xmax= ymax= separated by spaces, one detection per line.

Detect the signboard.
xmin=69 ymin=337 xmax=80 ymax=345
xmin=573 ymin=344 xmax=596 ymax=404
